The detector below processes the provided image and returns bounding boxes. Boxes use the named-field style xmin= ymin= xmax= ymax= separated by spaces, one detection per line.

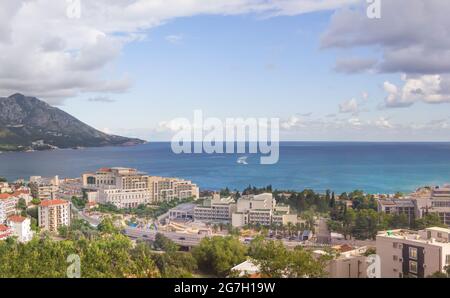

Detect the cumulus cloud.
xmin=339 ymin=98 xmax=359 ymax=114
xmin=322 ymin=0 xmax=450 ymax=75
xmin=382 ymin=75 xmax=450 ymax=108
xmin=0 ymin=0 xmax=355 ymax=104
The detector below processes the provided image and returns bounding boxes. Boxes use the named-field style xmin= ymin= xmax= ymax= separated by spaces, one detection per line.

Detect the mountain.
xmin=0 ymin=93 xmax=146 ymax=151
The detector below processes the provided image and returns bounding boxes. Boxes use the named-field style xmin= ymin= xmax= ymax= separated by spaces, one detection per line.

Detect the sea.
xmin=1 ymin=142 xmax=450 ymax=194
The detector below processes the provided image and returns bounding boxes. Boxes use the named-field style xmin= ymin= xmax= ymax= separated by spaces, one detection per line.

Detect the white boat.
xmin=237 ymin=156 xmax=248 ymax=165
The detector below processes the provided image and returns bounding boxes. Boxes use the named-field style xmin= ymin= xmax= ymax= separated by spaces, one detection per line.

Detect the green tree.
xmin=153 ymin=233 xmax=179 ymax=253
xmin=192 ymin=236 xmax=247 ymax=277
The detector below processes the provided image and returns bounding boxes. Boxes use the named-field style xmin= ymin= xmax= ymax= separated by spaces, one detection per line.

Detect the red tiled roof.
xmin=40 ymin=199 xmax=69 ymax=207
xmin=0 ymin=193 xmax=13 ymax=200
xmin=8 ymin=215 xmax=26 ymax=223
xmin=98 ymin=167 xmax=112 ymax=172
xmin=0 ymin=225 xmax=10 ymax=232
xmin=13 ymin=190 xmax=30 ymax=196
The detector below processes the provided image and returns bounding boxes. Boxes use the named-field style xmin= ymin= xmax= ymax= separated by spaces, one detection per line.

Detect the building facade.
xmin=0 ymin=194 xmax=18 ymax=223
xmin=194 ymin=194 xmax=236 ymax=222
xmin=232 ymin=193 xmax=297 ymax=227
xmin=38 ymin=199 xmax=71 ymax=232
xmin=30 ymin=176 xmax=60 ymax=200
xmin=82 ymin=168 xmax=199 ymax=208
xmin=376 ymin=227 xmax=450 ymax=278
xmin=377 ymin=198 xmax=416 ymax=225
xmin=7 ymin=215 xmax=33 ymax=243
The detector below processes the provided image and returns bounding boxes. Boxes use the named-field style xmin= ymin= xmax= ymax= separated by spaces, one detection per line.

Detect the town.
xmin=1 ymin=167 xmax=450 ymax=278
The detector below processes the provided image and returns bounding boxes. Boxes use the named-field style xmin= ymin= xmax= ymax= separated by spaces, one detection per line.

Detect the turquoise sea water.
xmin=1 ymin=142 xmax=450 ymax=194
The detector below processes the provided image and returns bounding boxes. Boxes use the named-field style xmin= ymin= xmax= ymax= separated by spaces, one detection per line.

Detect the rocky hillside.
xmin=0 ymin=93 xmax=145 ymax=151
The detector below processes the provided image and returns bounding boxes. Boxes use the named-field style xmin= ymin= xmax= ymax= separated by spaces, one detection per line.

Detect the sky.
xmin=1 ymin=0 xmax=450 ymax=141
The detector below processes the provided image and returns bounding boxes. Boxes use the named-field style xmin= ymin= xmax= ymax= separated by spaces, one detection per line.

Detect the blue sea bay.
xmin=1 ymin=142 xmax=450 ymax=194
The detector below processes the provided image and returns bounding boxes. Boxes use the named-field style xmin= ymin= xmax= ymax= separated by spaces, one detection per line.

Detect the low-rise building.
xmin=7 ymin=215 xmax=33 ymax=243
xmin=413 ymin=186 xmax=450 ymax=225
xmin=169 ymin=203 xmax=196 ymax=220
xmin=377 ymin=198 xmax=416 ymax=225
xmin=376 ymin=227 xmax=450 ymax=278
xmin=230 ymin=259 xmax=261 ymax=277
xmin=194 ymin=194 xmax=236 ymax=222
xmin=38 ymin=199 xmax=71 ymax=232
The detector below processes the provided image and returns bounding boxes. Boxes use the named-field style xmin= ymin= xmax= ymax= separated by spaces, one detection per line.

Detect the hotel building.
xmin=38 ymin=199 xmax=71 ymax=232
xmin=232 ymin=193 xmax=297 ymax=227
xmin=376 ymin=227 xmax=450 ymax=278
xmin=82 ymin=167 xmax=152 ymax=209
xmin=194 ymin=194 xmax=237 ymax=222
xmin=82 ymin=168 xmax=199 ymax=208
xmin=148 ymin=176 xmax=199 ymax=202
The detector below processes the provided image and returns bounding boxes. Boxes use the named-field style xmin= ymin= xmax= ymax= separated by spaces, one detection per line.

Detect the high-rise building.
xmin=38 ymin=199 xmax=71 ymax=232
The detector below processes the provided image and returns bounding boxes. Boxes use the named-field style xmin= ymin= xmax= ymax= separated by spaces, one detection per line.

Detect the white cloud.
xmin=375 ymin=117 xmax=394 ymax=129
xmin=0 ymin=0 xmax=355 ymax=104
xmin=339 ymin=98 xmax=359 ymax=114
xmin=382 ymin=75 xmax=450 ymax=108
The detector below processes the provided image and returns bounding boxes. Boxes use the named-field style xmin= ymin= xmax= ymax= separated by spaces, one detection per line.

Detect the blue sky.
xmin=2 ymin=0 xmax=450 ymax=141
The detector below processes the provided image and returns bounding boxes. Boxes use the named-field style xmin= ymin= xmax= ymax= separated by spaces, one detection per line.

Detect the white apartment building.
xmin=314 ymin=245 xmax=370 ymax=278
xmin=30 ymin=176 xmax=60 ymax=200
xmin=148 ymin=176 xmax=199 ymax=202
xmin=7 ymin=215 xmax=33 ymax=243
xmin=376 ymin=227 xmax=450 ymax=278
xmin=0 ymin=193 xmax=18 ymax=223
xmin=232 ymin=193 xmax=297 ymax=227
xmin=194 ymin=194 xmax=236 ymax=222
xmin=412 ymin=186 xmax=450 ymax=225
xmin=38 ymin=199 xmax=71 ymax=232
xmin=82 ymin=167 xmax=151 ymax=209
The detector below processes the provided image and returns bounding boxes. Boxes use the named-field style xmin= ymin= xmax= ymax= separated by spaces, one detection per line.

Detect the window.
xmin=446 ymin=255 xmax=450 ymax=266
xmin=393 ymin=242 xmax=398 ymax=248
xmin=409 ymin=247 xmax=418 ymax=260
xmin=438 ymin=232 xmax=443 ymax=238
xmin=409 ymin=261 xmax=418 ymax=274
xmin=393 ymin=255 xmax=398 ymax=261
